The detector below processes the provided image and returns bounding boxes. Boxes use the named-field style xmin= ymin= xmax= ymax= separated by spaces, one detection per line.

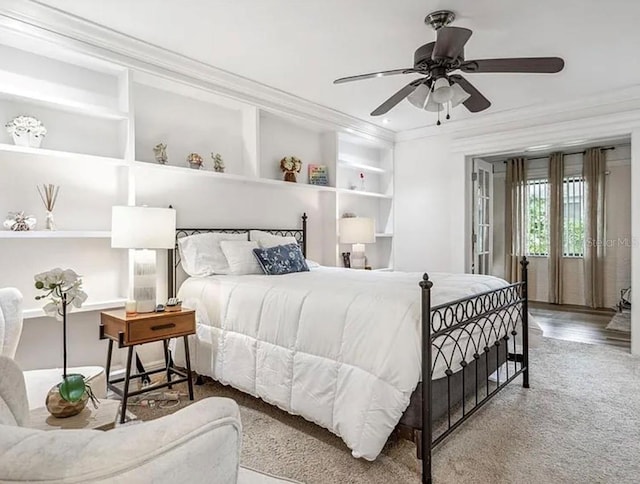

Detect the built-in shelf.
xmin=23 ymin=298 xmax=127 ymax=319
xmin=0 ymin=230 xmax=111 ymax=239
xmin=0 ymin=77 xmax=128 ymax=121
xmin=338 ymin=159 xmax=387 ymax=174
xmin=0 ymin=143 xmax=127 ymax=166
xmin=375 ymin=233 xmax=393 ymax=238
xmin=133 ymin=161 xmax=337 ymax=193
xmin=336 ymin=188 xmax=393 ymax=199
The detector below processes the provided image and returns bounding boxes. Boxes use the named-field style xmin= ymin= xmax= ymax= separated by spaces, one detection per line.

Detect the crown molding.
xmin=396 ymin=84 xmax=640 ymax=144
xmin=0 ymin=0 xmax=395 ymax=142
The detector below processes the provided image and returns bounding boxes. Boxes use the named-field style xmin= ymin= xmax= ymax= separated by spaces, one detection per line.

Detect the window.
xmin=525 ymin=177 xmax=585 ymax=257
xmin=563 ymin=176 xmax=585 ymax=257
xmin=526 ymin=179 xmax=550 ymax=256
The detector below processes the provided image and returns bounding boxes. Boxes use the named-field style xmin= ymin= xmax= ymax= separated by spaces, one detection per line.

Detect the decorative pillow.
xmin=219 ymin=241 xmax=263 ymax=275
xmin=306 ymin=259 xmax=321 ymax=268
xmin=249 ymin=230 xmax=298 ymax=249
xmin=178 ymin=232 xmax=248 ymax=277
xmin=253 ymin=243 xmax=309 ymax=275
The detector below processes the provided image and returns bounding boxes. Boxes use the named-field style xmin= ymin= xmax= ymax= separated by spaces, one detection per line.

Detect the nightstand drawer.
xmin=128 ymin=313 xmax=195 ymax=344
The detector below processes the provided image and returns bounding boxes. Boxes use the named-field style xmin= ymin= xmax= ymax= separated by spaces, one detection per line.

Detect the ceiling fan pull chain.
xmin=446 ymin=102 xmax=451 ymax=120
xmin=437 ymin=104 xmax=441 ymax=126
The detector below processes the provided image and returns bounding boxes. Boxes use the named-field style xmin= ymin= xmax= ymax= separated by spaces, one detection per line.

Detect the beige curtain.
xmin=583 ymin=148 xmax=606 ymax=308
xmin=504 ymin=158 xmax=527 ymax=283
xmin=548 ymin=152 xmax=564 ymax=304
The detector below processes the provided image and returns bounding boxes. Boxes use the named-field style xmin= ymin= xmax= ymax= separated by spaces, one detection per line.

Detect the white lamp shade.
xmin=111 ymin=206 xmax=176 ymax=249
xmin=339 ymin=217 xmax=375 ymax=244
xmin=431 ymin=77 xmax=452 ymax=104
xmin=424 ymin=89 xmax=441 ymax=112
xmin=450 ymin=82 xmax=471 ymax=107
xmin=407 ymin=84 xmax=430 ymax=109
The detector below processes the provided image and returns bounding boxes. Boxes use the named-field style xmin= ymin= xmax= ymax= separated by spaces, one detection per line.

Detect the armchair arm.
xmin=0 ymin=287 xmax=23 ymax=359
xmin=0 ymin=397 xmax=242 ymax=484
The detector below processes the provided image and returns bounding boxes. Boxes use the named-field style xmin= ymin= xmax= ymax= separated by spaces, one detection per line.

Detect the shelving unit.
xmin=0 ymin=29 xmax=396 ymax=321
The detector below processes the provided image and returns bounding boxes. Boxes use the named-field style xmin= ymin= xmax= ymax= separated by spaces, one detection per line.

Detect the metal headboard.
xmin=167 ymin=213 xmax=307 ymax=298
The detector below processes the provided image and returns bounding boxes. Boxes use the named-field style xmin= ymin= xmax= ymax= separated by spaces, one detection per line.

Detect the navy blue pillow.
xmin=253 ymin=243 xmax=309 ymax=275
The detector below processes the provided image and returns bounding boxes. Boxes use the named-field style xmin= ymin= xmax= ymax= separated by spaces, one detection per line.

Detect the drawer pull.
xmin=150 ymin=323 xmax=176 ymax=331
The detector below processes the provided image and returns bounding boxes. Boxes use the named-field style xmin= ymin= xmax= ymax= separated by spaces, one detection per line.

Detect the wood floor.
xmin=530 ymin=302 xmax=631 ymax=349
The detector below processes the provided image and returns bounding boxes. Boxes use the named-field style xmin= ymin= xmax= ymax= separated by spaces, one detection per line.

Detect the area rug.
xmin=606 ymin=310 xmax=631 ymax=332
xmin=130 ymin=339 xmax=640 ymax=483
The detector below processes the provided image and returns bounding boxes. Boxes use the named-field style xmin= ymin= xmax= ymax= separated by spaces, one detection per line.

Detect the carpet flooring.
xmin=131 ymin=338 xmax=640 ymax=483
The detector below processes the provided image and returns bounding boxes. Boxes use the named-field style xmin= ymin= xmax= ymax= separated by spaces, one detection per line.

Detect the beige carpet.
xmin=131 ymin=339 xmax=640 ymax=483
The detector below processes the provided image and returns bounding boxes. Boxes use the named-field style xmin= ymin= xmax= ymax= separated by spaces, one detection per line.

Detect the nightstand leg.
xmin=163 ymin=340 xmax=172 ymax=389
xmin=105 ymin=339 xmax=113 ymax=384
xmin=120 ymin=346 xmax=134 ymax=424
xmin=183 ymin=335 xmax=194 ymax=400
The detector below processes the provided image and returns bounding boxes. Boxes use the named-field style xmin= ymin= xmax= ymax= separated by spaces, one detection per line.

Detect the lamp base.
xmin=351 ymin=243 xmax=366 ymax=270
xmin=132 ymin=249 xmax=157 ymax=313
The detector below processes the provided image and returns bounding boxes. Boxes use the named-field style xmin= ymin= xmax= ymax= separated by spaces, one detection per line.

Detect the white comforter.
xmin=176 ymin=267 xmax=518 ymax=460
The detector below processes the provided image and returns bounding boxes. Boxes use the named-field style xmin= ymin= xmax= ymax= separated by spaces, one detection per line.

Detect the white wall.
xmin=394 ymin=134 xmax=467 ymax=273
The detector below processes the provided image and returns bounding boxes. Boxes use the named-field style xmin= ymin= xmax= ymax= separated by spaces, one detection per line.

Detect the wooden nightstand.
xmin=100 ymin=309 xmax=195 ymax=423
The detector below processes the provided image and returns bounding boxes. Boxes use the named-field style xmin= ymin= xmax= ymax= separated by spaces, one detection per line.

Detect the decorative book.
xmin=308 ymin=164 xmax=329 ymax=186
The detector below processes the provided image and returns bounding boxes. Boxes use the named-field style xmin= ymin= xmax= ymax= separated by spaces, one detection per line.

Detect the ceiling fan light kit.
xmin=333 ymin=9 xmax=565 ymax=126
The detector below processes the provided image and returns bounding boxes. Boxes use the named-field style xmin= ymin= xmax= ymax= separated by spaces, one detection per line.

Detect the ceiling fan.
xmin=333 ymin=10 xmax=565 ymax=125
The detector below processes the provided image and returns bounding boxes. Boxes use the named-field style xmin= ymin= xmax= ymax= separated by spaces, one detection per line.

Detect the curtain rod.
xmin=502 ymin=146 xmax=615 ymax=163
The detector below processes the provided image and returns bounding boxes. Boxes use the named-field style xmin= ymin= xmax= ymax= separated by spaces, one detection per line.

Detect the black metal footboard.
xmin=419 ymin=257 xmax=529 ymax=484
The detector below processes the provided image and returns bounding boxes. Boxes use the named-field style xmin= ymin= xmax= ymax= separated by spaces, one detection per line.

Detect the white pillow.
xmin=219 ymin=241 xmax=263 ymax=275
xmin=306 ymin=259 xmax=321 ymax=268
xmin=178 ymin=232 xmax=248 ymax=276
xmin=249 ymin=230 xmax=298 ymax=249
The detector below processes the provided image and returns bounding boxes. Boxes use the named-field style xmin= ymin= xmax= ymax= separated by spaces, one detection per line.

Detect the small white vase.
xmin=45 ymin=211 xmax=55 ymax=231
xmin=12 ymin=132 xmax=43 ymax=149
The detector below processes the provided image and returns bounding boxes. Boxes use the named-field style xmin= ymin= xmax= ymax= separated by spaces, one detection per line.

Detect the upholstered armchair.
xmin=0 ymin=287 xmax=106 ymax=408
xmin=0 ymin=355 xmax=243 ymax=483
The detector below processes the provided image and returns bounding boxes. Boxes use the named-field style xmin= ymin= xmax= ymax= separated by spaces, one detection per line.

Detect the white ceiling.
xmin=38 ymin=0 xmax=640 ymax=132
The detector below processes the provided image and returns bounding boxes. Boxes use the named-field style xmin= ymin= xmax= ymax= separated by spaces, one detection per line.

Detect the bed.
xmin=168 ymin=214 xmax=530 ymax=484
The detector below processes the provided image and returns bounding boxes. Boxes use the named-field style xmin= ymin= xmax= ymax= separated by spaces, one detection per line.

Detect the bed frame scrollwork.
xmin=415 ymin=257 xmax=529 ymax=483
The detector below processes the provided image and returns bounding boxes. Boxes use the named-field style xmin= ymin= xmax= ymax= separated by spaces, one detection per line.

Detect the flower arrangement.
xmin=35 ymin=268 xmax=95 ymax=416
xmin=35 ymin=268 xmax=88 ymax=320
xmin=280 ymin=156 xmax=302 ymax=182
xmin=6 ymin=116 xmax=47 ymax=148
xmin=187 ymin=152 xmax=204 ymax=169
xmin=5 ymin=116 xmax=47 ymax=137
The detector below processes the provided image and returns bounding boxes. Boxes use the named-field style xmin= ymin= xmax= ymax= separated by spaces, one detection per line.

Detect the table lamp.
xmin=339 ymin=217 xmax=375 ymax=269
xmin=111 ymin=206 xmax=176 ymax=313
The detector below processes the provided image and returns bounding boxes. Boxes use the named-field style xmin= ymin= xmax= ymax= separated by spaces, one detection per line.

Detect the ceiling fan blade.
xmin=432 ymin=27 xmax=472 ymax=61
xmin=449 ymin=75 xmax=491 ymax=113
xmin=370 ymin=79 xmax=424 ymax=116
xmin=334 ymin=68 xmax=416 ymax=84
xmin=460 ymin=57 xmax=565 ymax=73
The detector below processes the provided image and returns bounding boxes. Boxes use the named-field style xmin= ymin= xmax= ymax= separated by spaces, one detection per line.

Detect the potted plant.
xmin=34 ymin=268 xmax=97 ymax=417
xmin=5 ymin=116 xmax=47 ymax=148
xmin=280 ymin=156 xmax=302 ymax=182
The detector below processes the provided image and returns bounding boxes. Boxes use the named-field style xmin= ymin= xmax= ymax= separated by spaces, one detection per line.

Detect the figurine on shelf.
xmin=187 ymin=153 xmax=204 ymax=170
xmin=280 ymin=156 xmax=302 ymax=183
xmin=5 ymin=116 xmax=47 ymax=148
xmin=359 ymin=172 xmax=366 ymax=191
xmin=153 ymin=143 xmax=168 ymax=164
xmin=211 ymin=153 xmax=225 ymax=173
xmin=3 ymin=211 xmax=37 ymax=231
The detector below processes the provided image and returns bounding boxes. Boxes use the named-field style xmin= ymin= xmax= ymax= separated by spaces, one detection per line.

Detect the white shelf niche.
xmin=133 ymin=79 xmax=253 ymax=177
xmin=259 ymin=111 xmax=337 ymax=187
xmin=0 ymin=43 xmax=126 ymax=120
